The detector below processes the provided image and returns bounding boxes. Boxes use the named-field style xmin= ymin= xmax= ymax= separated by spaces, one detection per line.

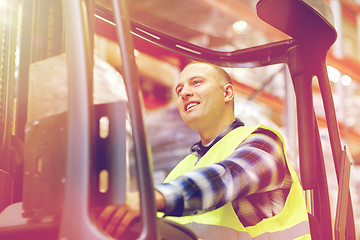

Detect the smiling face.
xmin=175 ymin=62 xmax=235 ymax=137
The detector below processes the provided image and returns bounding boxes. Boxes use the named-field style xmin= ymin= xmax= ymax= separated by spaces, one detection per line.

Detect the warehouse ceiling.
xmin=94 ymin=0 xmax=360 ymax=162
xmin=95 ymin=0 xmax=289 ymax=51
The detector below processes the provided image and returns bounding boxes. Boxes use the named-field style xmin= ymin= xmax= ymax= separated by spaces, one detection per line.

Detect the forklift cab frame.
xmin=0 ymin=0 xmax=356 ymax=239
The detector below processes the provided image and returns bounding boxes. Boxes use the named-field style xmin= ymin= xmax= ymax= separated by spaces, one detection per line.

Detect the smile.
xmin=185 ymin=102 xmax=199 ymax=111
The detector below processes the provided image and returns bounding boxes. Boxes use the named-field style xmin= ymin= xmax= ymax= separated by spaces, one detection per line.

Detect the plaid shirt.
xmin=155 ymin=119 xmax=292 ymax=227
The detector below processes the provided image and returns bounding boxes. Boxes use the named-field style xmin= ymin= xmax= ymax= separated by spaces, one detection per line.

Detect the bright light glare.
xmin=341 ymin=75 xmax=352 ymax=86
xmin=232 ymin=20 xmax=248 ymax=34
xmin=327 ymin=65 xmax=340 ymax=83
xmin=0 ymin=1 xmax=7 ymax=8
xmin=134 ymin=49 xmax=139 ymax=57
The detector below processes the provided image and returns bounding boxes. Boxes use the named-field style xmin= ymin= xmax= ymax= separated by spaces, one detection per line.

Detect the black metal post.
xmin=316 ymin=59 xmax=356 ymax=240
xmin=287 ymin=44 xmax=334 ymax=239
xmin=287 ymin=45 xmax=317 ymax=190
xmin=15 ymin=0 xmax=33 ymax=141
xmin=313 ymin=114 xmax=333 ymax=239
xmin=111 ymin=0 xmax=159 ymax=239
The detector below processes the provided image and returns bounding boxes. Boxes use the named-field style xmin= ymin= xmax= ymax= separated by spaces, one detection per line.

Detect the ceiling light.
xmin=327 ymin=65 xmax=340 ymax=83
xmin=341 ymin=74 xmax=352 ymax=86
xmin=232 ymin=20 xmax=249 ymax=34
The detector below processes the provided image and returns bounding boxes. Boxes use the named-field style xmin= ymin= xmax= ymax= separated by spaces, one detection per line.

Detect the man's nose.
xmin=180 ymin=86 xmax=193 ymax=99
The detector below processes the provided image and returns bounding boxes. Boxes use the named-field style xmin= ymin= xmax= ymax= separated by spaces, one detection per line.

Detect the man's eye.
xmin=193 ymin=80 xmax=201 ymax=86
xmin=176 ymin=88 xmax=182 ymax=96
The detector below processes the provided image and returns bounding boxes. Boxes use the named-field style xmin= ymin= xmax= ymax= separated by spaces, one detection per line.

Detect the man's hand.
xmin=97 ymin=191 xmax=141 ymax=238
xmin=97 ymin=190 xmax=166 ymax=239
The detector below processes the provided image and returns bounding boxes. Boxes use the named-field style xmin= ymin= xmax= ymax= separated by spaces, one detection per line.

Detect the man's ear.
xmin=224 ymin=84 xmax=234 ymax=103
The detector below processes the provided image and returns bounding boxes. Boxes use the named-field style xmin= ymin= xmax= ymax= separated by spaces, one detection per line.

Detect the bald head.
xmin=183 ymin=62 xmax=233 ymax=86
xmin=179 ymin=62 xmax=235 ymax=109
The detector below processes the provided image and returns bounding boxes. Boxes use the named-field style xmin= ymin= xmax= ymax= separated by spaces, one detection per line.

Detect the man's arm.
xmin=97 ymin=128 xmax=288 ymax=236
xmin=155 ymin=128 xmax=288 ymax=217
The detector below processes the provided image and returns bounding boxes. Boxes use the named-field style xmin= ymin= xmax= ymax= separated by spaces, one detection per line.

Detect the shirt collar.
xmin=190 ymin=118 xmax=244 ymax=158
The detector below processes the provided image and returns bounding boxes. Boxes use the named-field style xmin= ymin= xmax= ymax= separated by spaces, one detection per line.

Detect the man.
xmin=97 ymin=62 xmax=311 ymax=239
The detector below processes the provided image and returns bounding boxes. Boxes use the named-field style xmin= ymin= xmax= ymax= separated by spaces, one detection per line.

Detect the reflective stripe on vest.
xmin=163 ymin=125 xmax=311 ymax=239
xmin=185 ymin=221 xmax=310 ymax=240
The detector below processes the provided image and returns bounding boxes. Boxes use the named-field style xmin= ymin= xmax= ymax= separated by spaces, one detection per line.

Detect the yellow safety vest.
xmin=163 ymin=125 xmax=311 ymax=240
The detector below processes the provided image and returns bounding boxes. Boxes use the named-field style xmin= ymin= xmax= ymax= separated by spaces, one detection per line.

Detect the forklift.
xmin=0 ymin=0 xmax=356 ymax=239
